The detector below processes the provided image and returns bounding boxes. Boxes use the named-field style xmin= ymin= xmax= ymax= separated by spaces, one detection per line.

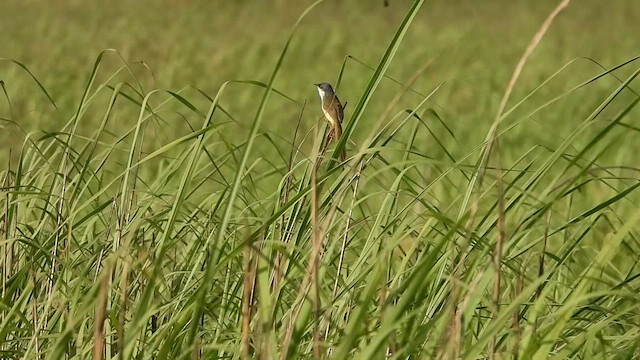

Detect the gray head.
xmin=314 ymin=82 xmax=335 ymax=100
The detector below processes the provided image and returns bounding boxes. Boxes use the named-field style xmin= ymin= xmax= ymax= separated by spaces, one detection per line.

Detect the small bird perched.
xmin=314 ymin=82 xmax=346 ymax=162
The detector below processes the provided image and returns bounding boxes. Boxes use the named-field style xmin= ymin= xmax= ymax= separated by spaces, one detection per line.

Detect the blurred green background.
xmin=1 ymin=0 xmax=639 ymax=223
xmin=0 ymin=0 xmax=639 ymax=212
xmin=1 ymin=0 xmax=639 ymax=157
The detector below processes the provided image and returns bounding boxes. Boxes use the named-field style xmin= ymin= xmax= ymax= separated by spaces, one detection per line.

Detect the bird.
xmin=314 ymin=82 xmax=346 ymax=162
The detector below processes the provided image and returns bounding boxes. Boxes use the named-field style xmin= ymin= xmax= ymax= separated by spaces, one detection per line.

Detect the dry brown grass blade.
xmin=488 ymin=0 xmax=572 ymax=358
xmin=191 ymin=337 xmax=202 ymax=360
xmin=511 ymin=260 xmax=525 ymax=357
xmin=489 ymin=141 xmax=505 ymax=360
xmin=535 ymin=211 xmax=552 ymax=333
xmin=281 ymin=124 xmax=351 ymax=358
xmin=1 ymin=157 xmax=11 ymax=326
xmin=93 ymin=265 xmax=111 ymax=360
xmin=281 ymin=126 xmax=323 ymax=360
xmin=437 ymin=193 xmax=479 ymax=360
xmin=272 ymin=101 xmax=307 ymax=294
xmin=117 ymin=251 xmax=131 ymax=357
xmin=311 ymin=139 xmax=322 ymax=359
xmin=324 ymin=159 xmax=365 ymax=347
xmin=242 ymin=244 xmax=256 ymax=360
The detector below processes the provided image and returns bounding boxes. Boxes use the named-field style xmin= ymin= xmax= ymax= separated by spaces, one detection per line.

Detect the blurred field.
xmin=2 ymin=0 xmax=639 ymax=153
xmin=2 ymin=0 xmax=640 ymax=358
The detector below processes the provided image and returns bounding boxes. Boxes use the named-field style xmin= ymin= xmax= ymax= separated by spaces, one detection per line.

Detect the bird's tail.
xmin=333 ymin=122 xmax=346 ymax=162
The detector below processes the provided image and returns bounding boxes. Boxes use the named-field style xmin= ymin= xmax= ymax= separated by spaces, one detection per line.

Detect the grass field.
xmin=2 ymin=0 xmax=640 ymax=358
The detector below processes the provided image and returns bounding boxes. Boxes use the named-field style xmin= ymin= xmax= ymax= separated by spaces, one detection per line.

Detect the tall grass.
xmin=2 ymin=0 xmax=640 ymax=359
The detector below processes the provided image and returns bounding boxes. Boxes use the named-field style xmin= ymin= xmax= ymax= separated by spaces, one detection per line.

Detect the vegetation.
xmin=1 ymin=0 xmax=640 ymax=358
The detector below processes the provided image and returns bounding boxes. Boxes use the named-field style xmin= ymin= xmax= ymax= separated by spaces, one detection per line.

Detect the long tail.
xmin=333 ymin=122 xmax=347 ymax=162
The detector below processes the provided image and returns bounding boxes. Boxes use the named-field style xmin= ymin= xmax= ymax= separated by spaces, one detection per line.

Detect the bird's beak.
xmin=313 ymin=83 xmax=320 ymax=87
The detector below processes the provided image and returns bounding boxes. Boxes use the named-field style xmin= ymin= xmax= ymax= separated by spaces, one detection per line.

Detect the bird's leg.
xmin=326 ymin=128 xmax=335 ymax=143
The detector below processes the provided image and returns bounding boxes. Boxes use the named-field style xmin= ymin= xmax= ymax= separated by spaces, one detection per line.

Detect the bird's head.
xmin=314 ymin=82 xmax=335 ymax=100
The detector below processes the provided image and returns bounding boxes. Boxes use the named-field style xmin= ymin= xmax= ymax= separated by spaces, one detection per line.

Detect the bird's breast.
xmin=322 ymin=108 xmax=339 ymax=127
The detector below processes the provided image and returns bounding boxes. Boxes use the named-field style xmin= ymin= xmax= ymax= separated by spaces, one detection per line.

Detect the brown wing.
xmin=334 ymin=95 xmax=343 ymax=124
xmin=332 ymin=96 xmax=345 ymax=160
xmin=322 ymin=95 xmax=344 ymax=126
xmin=321 ymin=94 xmax=346 ymax=162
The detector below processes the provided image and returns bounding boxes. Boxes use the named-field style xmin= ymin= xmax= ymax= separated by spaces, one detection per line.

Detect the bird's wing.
xmin=333 ymin=121 xmax=346 ymax=161
xmin=323 ymin=103 xmax=341 ymax=126
xmin=335 ymin=95 xmax=344 ymax=123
